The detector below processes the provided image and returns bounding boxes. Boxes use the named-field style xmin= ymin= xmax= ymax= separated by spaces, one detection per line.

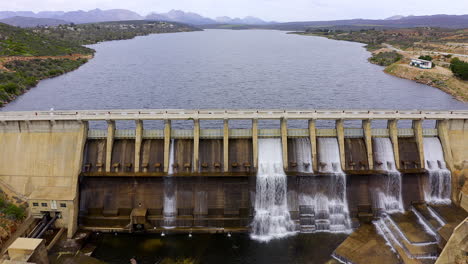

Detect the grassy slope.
xmin=0 ymin=23 xmax=95 ymax=106
xmin=0 ymin=23 xmax=94 ymax=56
xmin=0 ymin=58 xmax=89 ymax=106
xmin=33 ymin=20 xmax=201 ymax=45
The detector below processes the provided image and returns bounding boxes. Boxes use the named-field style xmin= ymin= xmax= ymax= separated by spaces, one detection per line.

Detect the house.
xmin=410 ymin=58 xmax=432 ymax=69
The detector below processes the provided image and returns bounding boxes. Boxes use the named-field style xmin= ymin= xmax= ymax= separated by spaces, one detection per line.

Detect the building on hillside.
xmin=410 ymin=58 xmax=432 ymax=69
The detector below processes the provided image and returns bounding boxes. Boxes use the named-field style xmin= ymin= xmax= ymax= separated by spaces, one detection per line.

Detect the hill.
xmin=0 ymin=16 xmax=69 ymax=27
xmin=145 ymin=10 xmax=271 ymax=25
xmin=205 ymin=14 xmax=468 ymax=30
xmin=1 ymin=9 xmax=143 ymax=24
xmin=146 ymin=10 xmax=216 ymax=25
xmin=0 ymin=9 xmax=272 ymax=26
xmin=0 ymin=23 xmax=93 ymax=56
xmin=32 ymin=20 xmax=201 ymax=45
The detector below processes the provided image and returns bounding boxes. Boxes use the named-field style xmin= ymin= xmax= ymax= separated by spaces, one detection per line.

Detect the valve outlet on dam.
xmin=0 ymin=109 xmax=467 ymax=253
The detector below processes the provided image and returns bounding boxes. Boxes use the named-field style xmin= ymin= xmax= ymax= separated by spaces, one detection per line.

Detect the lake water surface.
xmin=2 ymin=29 xmax=467 ymax=111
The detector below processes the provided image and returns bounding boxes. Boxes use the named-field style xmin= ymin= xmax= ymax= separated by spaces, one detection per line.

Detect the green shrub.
xmin=0 ymin=82 xmax=20 ymax=94
xmin=450 ymin=58 xmax=468 ymax=81
xmin=0 ymin=58 xmax=87 ymax=105
xmin=418 ymin=55 xmax=433 ymax=61
xmin=3 ymin=204 xmax=25 ymax=220
xmin=369 ymin=51 xmax=403 ymax=66
xmin=0 ymin=197 xmax=5 ymax=208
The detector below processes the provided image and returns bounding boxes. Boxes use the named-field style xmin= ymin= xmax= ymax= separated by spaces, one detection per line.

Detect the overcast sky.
xmin=2 ymin=0 xmax=467 ymax=22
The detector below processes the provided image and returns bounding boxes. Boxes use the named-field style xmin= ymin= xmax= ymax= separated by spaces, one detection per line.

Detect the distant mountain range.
xmin=0 ymin=9 xmax=466 ymax=29
xmin=0 ymin=9 xmax=272 ymax=26
xmin=214 ymin=14 xmax=468 ymax=30
xmin=0 ymin=16 xmax=69 ymax=27
xmin=0 ymin=9 xmax=142 ymax=24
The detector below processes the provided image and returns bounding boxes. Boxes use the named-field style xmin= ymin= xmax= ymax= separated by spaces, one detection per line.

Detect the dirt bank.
xmin=384 ymin=62 xmax=468 ymax=102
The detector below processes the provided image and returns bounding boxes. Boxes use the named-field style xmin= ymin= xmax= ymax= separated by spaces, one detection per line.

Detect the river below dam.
xmin=86 ymin=232 xmax=348 ymax=264
xmin=1 ymin=29 xmax=467 ymax=112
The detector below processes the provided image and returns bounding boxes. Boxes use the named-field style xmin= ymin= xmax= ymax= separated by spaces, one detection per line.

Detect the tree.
xmin=450 ymin=58 xmax=468 ymax=81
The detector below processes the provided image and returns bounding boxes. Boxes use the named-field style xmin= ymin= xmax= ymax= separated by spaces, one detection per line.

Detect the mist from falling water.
xmin=372 ymin=138 xmax=404 ymax=213
xmin=423 ymin=137 xmax=451 ymax=204
xmin=251 ymin=138 xmax=296 ymax=242
xmin=163 ymin=139 xmax=177 ymax=228
xmin=298 ymin=137 xmax=351 ymax=233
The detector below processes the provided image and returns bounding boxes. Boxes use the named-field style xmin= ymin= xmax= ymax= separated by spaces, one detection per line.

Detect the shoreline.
xmin=293 ymin=32 xmax=468 ymax=103
xmin=0 ymin=26 xmax=200 ymax=107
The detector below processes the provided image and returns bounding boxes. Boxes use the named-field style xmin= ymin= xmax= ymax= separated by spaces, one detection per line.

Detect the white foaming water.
xmin=251 ymin=138 xmax=295 ymax=242
xmin=423 ymin=137 xmax=451 ymax=204
xmin=298 ymin=137 xmax=351 ymax=233
xmin=317 ymin=138 xmax=342 ymax=173
xmin=168 ymin=139 xmax=175 ymax=175
xmin=299 ymin=192 xmax=351 ymax=232
xmin=291 ymin=138 xmax=313 ymax=173
xmin=163 ymin=139 xmax=177 ymax=228
xmin=372 ymin=138 xmax=404 ymax=213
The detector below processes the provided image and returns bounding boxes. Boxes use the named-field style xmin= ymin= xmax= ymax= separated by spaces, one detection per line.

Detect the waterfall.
xmin=298 ymin=138 xmax=351 ymax=233
xmin=317 ymin=138 xmax=342 ymax=173
xmin=290 ymin=138 xmax=313 ymax=173
xmin=423 ymin=137 xmax=451 ymax=204
xmin=163 ymin=139 xmax=177 ymax=228
xmin=251 ymin=138 xmax=295 ymax=242
xmin=372 ymin=138 xmax=404 ymax=213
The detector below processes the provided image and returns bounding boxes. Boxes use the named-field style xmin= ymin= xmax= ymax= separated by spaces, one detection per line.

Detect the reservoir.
xmin=1 ymin=29 xmax=467 ymax=111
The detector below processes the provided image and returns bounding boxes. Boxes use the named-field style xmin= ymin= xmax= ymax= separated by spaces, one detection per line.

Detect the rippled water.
xmin=2 ymin=29 xmax=467 ymax=111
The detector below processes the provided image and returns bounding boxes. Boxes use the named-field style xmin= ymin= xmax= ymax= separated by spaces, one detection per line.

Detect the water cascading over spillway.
xmin=290 ymin=138 xmax=313 ymax=173
xmin=423 ymin=137 xmax=451 ymax=204
xmin=251 ymin=138 xmax=295 ymax=242
xmin=298 ymin=138 xmax=351 ymax=232
xmin=317 ymin=138 xmax=342 ymax=174
xmin=163 ymin=139 xmax=177 ymax=228
xmin=372 ymin=138 xmax=404 ymax=213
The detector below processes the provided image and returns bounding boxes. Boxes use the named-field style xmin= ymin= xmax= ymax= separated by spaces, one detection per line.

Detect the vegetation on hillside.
xmin=0 ymin=23 xmax=93 ymax=56
xmin=418 ymin=55 xmax=433 ymax=61
xmin=0 ymin=189 xmax=27 ymax=247
xmin=0 ymin=58 xmax=88 ymax=106
xmin=32 ymin=20 xmax=201 ymax=45
xmin=0 ymin=195 xmax=25 ymax=220
xmin=302 ymin=28 xmax=468 ymax=51
xmin=0 ymin=20 xmax=199 ymax=107
xmin=369 ymin=51 xmax=403 ymax=66
xmin=450 ymin=58 xmax=468 ymax=80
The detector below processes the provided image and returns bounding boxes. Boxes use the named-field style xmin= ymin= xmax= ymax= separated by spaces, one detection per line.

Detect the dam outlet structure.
xmin=0 ymin=109 xmax=466 ymax=243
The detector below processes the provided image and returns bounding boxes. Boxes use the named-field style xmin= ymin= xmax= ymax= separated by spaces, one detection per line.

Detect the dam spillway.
xmin=372 ymin=137 xmax=403 ymax=213
xmin=0 ymin=109 xmax=466 ymax=242
xmin=423 ymin=137 xmax=452 ymax=204
xmin=251 ymin=138 xmax=295 ymax=241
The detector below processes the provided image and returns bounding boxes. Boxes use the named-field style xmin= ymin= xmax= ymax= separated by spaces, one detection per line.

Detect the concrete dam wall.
xmin=0 ymin=109 xmax=466 ymax=237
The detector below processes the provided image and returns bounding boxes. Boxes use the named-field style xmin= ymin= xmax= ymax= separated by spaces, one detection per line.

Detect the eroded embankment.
xmin=384 ymin=63 xmax=468 ymax=102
